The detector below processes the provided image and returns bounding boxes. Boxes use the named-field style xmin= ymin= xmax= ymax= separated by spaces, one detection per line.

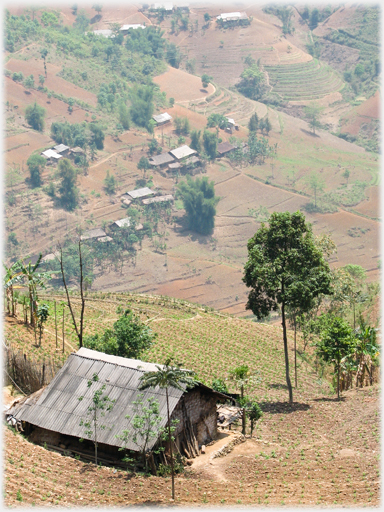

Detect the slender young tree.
xmin=139 ymin=359 xmax=196 ymax=499
xmin=79 ymin=373 xmax=115 ymax=465
xmin=243 ymin=211 xmax=332 ymax=404
xmin=58 ymin=239 xmax=85 ymax=348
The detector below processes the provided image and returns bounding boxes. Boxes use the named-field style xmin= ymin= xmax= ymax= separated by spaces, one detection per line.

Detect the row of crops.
xmin=6 ymin=292 xmax=330 ymax=402
xmin=265 ymin=59 xmax=344 ymax=101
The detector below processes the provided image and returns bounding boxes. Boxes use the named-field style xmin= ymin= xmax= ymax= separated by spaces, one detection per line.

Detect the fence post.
xmin=41 ymin=363 xmax=45 ymax=387
xmin=55 ymin=301 xmax=58 ymax=349
xmin=62 ymin=305 xmax=65 ymax=353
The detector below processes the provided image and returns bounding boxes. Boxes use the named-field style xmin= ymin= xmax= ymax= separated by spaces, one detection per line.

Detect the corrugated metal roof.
xmin=142 ymin=195 xmax=174 ymax=205
xmin=217 ymin=142 xmax=236 ymax=155
xmin=112 ymin=218 xmax=130 ymax=228
xmin=42 ymin=149 xmax=62 ymax=159
xmin=80 ymin=228 xmax=106 ymax=240
xmin=153 ymin=112 xmax=172 ymax=124
xmin=54 ymin=144 xmax=69 ymax=153
xmin=170 ymin=145 xmax=196 ymax=160
xmin=9 ymin=349 xmax=188 ymax=451
xmin=127 ymin=187 xmax=154 ymax=199
xmin=120 ymin=24 xmax=146 ymax=31
xmin=148 ymin=153 xmax=175 ymax=166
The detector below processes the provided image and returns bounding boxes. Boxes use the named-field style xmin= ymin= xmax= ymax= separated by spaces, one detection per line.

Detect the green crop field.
xmin=265 ymin=60 xmax=344 ymax=101
xmin=5 ymin=291 xmax=330 ymax=403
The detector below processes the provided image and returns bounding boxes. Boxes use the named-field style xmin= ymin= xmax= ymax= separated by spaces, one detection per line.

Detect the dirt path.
xmin=191 ymin=434 xmax=264 ymax=482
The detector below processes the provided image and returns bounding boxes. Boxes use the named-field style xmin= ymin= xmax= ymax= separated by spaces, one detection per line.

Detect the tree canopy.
xmin=243 ymin=211 xmax=332 ymax=403
xmin=25 ymin=102 xmax=46 ymax=131
xmin=57 ymin=158 xmax=79 ymax=211
xmin=177 ymin=175 xmax=219 ymax=235
xmin=27 ymin=154 xmax=46 ymax=187
xmin=236 ymin=64 xmax=268 ymax=101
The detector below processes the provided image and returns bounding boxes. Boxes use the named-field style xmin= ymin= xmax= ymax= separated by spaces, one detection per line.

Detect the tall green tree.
xmin=177 ymin=175 xmax=219 ymax=235
xmin=25 ymin=102 xmax=46 ymax=131
xmin=58 ymin=158 xmax=79 ymax=211
xmin=27 ymin=154 xmax=46 ymax=188
xmin=139 ymin=359 xmax=196 ymax=499
xmin=190 ymin=129 xmax=201 ymax=152
xmin=229 ymin=365 xmax=260 ymax=434
xmin=203 ymin=130 xmax=217 ymax=159
xmin=84 ymin=309 xmax=156 ymax=359
xmin=308 ymin=172 xmax=325 ymax=209
xmin=243 ymin=211 xmax=332 ymax=404
xmin=315 ymin=315 xmax=355 ymax=399
xmin=236 ymin=64 xmax=267 ymax=101
xmin=248 ymin=112 xmax=259 ymax=132
xmin=304 ymin=103 xmax=323 ymax=134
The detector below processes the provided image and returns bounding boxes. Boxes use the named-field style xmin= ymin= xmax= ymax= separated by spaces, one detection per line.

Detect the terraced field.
xmin=5 ymin=292 xmax=330 ymax=404
xmin=265 ymin=59 xmax=344 ymax=102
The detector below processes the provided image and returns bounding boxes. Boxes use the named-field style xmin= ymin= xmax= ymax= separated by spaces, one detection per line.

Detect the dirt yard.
xmin=4 ymin=385 xmax=379 ymax=507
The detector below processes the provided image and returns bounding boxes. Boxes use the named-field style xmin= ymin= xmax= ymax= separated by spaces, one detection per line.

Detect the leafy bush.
xmin=25 ymin=102 xmax=46 ymax=131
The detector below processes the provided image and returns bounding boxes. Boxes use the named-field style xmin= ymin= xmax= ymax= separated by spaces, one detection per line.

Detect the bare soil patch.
xmin=153 ymin=66 xmax=214 ymax=103
xmin=4 ymin=385 xmax=379 ymax=507
xmin=6 ymin=59 xmax=98 ymax=106
xmin=6 ymin=78 xmax=90 ymax=127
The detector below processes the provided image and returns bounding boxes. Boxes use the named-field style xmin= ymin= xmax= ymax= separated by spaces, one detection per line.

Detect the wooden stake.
xmin=54 ymin=301 xmax=58 ymax=349
xmin=62 ymin=305 xmax=65 ymax=353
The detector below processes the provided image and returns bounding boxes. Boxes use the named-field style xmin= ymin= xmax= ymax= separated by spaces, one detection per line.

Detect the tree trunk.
xmin=78 ymin=240 xmax=85 ymax=348
xmin=294 ymin=315 xmax=297 ymax=388
xmin=281 ymin=302 xmax=293 ymax=404
xmin=166 ymin=387 xmax=175 ymax=500
xmin=94 ymin=410 xmax=98 ymax=466
xmin=241 ymin=384 xmax=246 ymax=435
xmin=337 ymin=359 xmax=340 ymax=399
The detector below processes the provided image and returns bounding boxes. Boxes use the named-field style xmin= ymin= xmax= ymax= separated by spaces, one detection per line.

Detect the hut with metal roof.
xmin=7 ymin=348 xmax=229 ymax=466
xmin=152 ymin=112 xmax=172 ymax=126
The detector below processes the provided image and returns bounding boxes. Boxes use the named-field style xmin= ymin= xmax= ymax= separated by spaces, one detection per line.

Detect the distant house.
xmin=41 ymin=149 xmax=62 ymax=163
xmin=111 ymin=217 xmax=131 ymax=229
xmin=217 ymin=142 xmax=236 ymax=156
xmin=142 ymin=194 xmax=174 ymax=205
xmin=151 ymin=2 xmax=173 ymax=11
xmin=217 ymin=12 xmax=248 ymax=22
xmin=148 ymin=152 xmax=175 ymax=168
xmin=53 ymin=144 xmax=70 ymax=156
xmin=170 ymin=145 xmax=196 ymax=161
xmin=97 ymin=236 xmax=113 ymax=243
xmin=120 ymin=24 xmax=146 ymax=34
xmin=41 ymin=253 xmax=58 ymax=263
xmin=69 ymin=147 xmax=85 ymax=160
xmin=91 ymin=29 xmax=114 ymax=38
xmin=120 ymin=194 xmax=132 ymax=206
xmin=80 ymin=228 xmax=107 ymax=241
xmin=152 ymin=112 xmax=172 ymax=126
xmin=225 ymin=117 xmax=239 ymax=133
xmin=7 ymin=348 xmax=230 ymax=467
xmin=127 ymin=187 xmax=154 ymax=199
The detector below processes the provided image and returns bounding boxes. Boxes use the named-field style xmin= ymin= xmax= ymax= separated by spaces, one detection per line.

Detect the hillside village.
xmin=3 ymin=2 xmax=381 ymax=507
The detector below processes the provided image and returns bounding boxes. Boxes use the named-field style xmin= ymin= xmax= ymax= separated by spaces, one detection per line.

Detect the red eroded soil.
xmin=4 ymin=385 xmax=380 ymax=507
xmin=6 ymin=78 xmax=90 ymax=127
xmin=352 ymin=186 xmax=380 ymax=218
xmin=341 ymin=91 xmax=380 ymax=136
xmin=6 ymin=59 xmax=98 ymax=107
xmin=153 ymin=66 xmax=215 ymax=103
xmin=5 ymin=131 xmax=53 ymax=166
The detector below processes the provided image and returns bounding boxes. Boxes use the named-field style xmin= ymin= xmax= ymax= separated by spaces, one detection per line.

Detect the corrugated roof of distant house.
xmin=120 ymin=24 xmax=146 ymax=31
xmin=80 ymin=228 xmax=107 ymax=240
xmin=113 ymin=217 xmax=130 ymax=228
xmin=92 ymin=29 xmax=114 ymax=37
xmin=149 ymin=153 xmax=175 ymax=166
xmin=42 ymin=149 xmax=62 ymax=159
xmin=217 ymin=142 xmax=236 ymax=155
xmin=168 ymin=162 xmax=181 ymax=169
xmin=153 ymin=112 xmax=172 ymax=124
xmin=226 ymin=117 xmax=236 ymax=125
xmin=142 ymin=194 xmax=174 ymax=205
xmin=97 ymin=236 xmax=113 ymax=243
xmin=170 ymin=145 xmax=196 ymax=160
xmin=217 ymin=12 xmax=248 ymax=21
xmin=7 ymin=348 xmax=230 ymax=452
xmin=54 ymin=144 xmax=69 ymax=153
xmin=135 ymin=223 xmax=144 ymax=231
xmin=70 ymin=146 xmax=84 ymax=154
xmin=127 ymin=187 xmax=154 ymax=199
xmin=184 ymin=155 xmax=200 ymax=165
xmin=152 ymin=3 xmax=173 ymax=11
